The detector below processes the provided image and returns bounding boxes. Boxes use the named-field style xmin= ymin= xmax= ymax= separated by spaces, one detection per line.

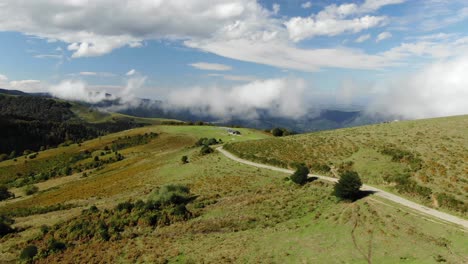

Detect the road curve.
xmin=217 ymin=146 xmax=468 ymax=230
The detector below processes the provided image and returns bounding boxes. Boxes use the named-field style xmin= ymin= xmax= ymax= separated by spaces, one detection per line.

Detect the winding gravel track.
xmin=217 ymin=146 xmax=468 ymax=230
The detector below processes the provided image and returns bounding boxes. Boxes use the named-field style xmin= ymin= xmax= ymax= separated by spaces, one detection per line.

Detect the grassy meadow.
xmin=0 ymin=124 xmax=467 ymax=263
xmin=225 ymin=115 xmax=468 ymax=217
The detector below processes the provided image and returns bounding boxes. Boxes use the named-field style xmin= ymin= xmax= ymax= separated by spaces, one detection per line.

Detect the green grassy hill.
xmin=0 ymin=122 xmax=466 ymax=263
xmin=225 ymin=115 xmax=468 ymax=216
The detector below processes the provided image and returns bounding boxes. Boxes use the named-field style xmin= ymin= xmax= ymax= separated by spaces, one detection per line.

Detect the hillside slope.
xmin=225 ymin=115 xmax=468 ymax=216
xmin=0 ymin=93 xmax=179 ymax=159
xmin=0 ymin=125 xmax=466 ymax=263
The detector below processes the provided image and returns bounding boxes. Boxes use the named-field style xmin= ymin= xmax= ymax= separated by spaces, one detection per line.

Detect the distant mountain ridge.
xmin=0 ymin=88 xmax=386 ymax=132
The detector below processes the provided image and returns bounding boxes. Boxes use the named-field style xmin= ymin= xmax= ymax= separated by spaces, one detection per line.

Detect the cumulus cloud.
xmin=285 ymin=15 xmax=385 ymax=42
xmin=0 ymin=0 xmax=407 ymax=71
xmin=189 ymin=62 xmax=233 ymax=71
xmin=368 ymin=56 xmax=468 ymax=119
xmin=167 ymin=78 xmax=308 ymax=119
xmin=376 ymin=31 xmax=392 ymax=42
xmin=0 ymin=0 xmax=258 ymax=58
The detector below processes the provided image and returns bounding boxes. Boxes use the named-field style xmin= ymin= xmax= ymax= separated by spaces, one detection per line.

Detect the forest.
xmin=0 ymin=94 xmax=146 ymax=159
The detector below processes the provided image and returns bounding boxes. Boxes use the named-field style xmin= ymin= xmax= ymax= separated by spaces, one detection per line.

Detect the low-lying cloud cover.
xmin=368 ymin=56 xmax=468 ymax=119
xmin=2 ymin=56 xmax=467 ymax=122
xmin=166 ymin=78 xmax=307 ymax=119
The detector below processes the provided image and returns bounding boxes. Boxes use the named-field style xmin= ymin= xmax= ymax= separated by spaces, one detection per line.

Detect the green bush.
xmin=0 ymin=215 xmax=14 ymax=237
xmin=23 ymin=185 xmax=39 ymax=195
xmin=333 ymin=170 xmax=362 ymax=201
xmin=200 ymin=145 xmax=214 ymax=155
xmin=195 ymin=138 xmax=219 ymax=147
xmin=290 ymin=164 xmax=309 ymax=185
xmin=149 ymin=184 xmax=192 ymax=206
xmin=19 ymin=245 xmax=38 ymax=261
xmin=0 ymin=185 xmax=14 ymax=201
xmin=48 ymin=239 xmax=66 ymax=252
xmin=181 ymin=155 xmax=188 ymax=164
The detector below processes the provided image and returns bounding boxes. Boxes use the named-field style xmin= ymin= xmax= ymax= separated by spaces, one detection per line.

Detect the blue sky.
xmin=0 ymin=0 xmax=467 ymax=119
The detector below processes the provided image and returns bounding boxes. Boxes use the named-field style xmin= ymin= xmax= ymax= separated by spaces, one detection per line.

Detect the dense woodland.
xmin=0 ymin=94 xmax=146 ymax=158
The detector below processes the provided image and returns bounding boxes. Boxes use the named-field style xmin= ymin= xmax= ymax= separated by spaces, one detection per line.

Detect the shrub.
xmin=195 ymin=138 xmax=219 ymax=147
xmin=271 ymin=127 xmax=293 ymax=137
xmin=0 ymin=185 xmax=14 ymax=201
xmin=200 ymin=145 xmax=214 ymax=155
xmin=0 ymin=215 xmax=14 ymax=237
xmin=48 ymin=239 xmax=66 ymax=252
xmin=19 ymin=245 xmax=38 ymax=261
xmin=150 ymin=184 xmax=192 ymax=206
xmin=334 ymin=170 xmax=362 ymax=201
xmin=23 ymin=185 xmax=39 ymax=196
xmin=181 ymin=155 xmax=189 ymax=164
xmin=290 ymin=164 xmax=309 ymax=185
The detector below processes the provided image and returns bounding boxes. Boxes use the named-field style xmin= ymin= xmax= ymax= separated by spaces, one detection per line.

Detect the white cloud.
xmin=0 ymin=74 xmax=8 ymax=82
xmin=355 ymin=34 xmax=371 ymax=43
xmin=380 ymin=36 xmax=468 ymax=61
xmin=126 ymin=69 xmax=137 ymax=76
xmin=49 ymin=80 xmax=108 ymax=103
xmin=286 ymin=15 xmax=385 ymax=42
xmin=8 ymin=80 xmax=45 ymax=93
xmin=368 ymin=55 xmax=468 ymax=119
xmin=186 ymin=37 xmax=391 ymax=72
xmin=189 ymin=62 xmax=232 ymax=71
xmin=361 ymin=0 xmax=406 ymax=12
xmin=301 ymin=2 xmax=312 ymax=9
xmin=272 ymin=3 xmax=280 ymax=15
xmin=0 ymin=0 xmax=259 ymax=58
xmin=0 ymin=0 xmax=409 ymax=72
xmin=376 ymin=31 xmax=392 ymax=42
xmin=78 ymin=71 xmax=116 ymax=77
xmin=79 ymin=72 xmax=97 ymax=76
xmin=284 ymin=0 xmax=400 ymax=42
xmin=167 ymin=78 xmax=307 ymax=119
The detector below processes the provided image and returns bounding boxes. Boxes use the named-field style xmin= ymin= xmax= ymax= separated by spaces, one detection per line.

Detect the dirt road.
xmin=217 ymin=146 xmax=468 ymax=230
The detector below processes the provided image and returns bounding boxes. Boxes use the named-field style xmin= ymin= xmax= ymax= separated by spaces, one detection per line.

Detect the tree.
xmin=0 ymin=186 xmax=14 ymax=201
xmin=333 ymin=170 xmax=362 ymax=201
xmin=290 ymin=164 xmax=309 ymax=185
xmin=200 ymin=145 xmax=214 ymax=155
xmin=181 ymin=155 xmax=188 ymax=164
xmin=271 ymin=127 xmax=283 ymax=137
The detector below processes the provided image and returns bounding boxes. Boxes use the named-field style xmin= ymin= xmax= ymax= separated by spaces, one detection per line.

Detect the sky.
xmin=0 ymin=0 xmax=467 ymax=119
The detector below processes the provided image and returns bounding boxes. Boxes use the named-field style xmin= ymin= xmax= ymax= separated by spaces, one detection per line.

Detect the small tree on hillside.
xmin=290 ymin=164 xmax=309 ymax=185
xmin=333 ymin=170 xmax=362 ymax=201
xmin=181 ymin=156 xmax=189 ymax=164
xmin=200 ymin=145 xmax=214 ymax=155
xmin=271 ymin=128 xmax=283 ymax=137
